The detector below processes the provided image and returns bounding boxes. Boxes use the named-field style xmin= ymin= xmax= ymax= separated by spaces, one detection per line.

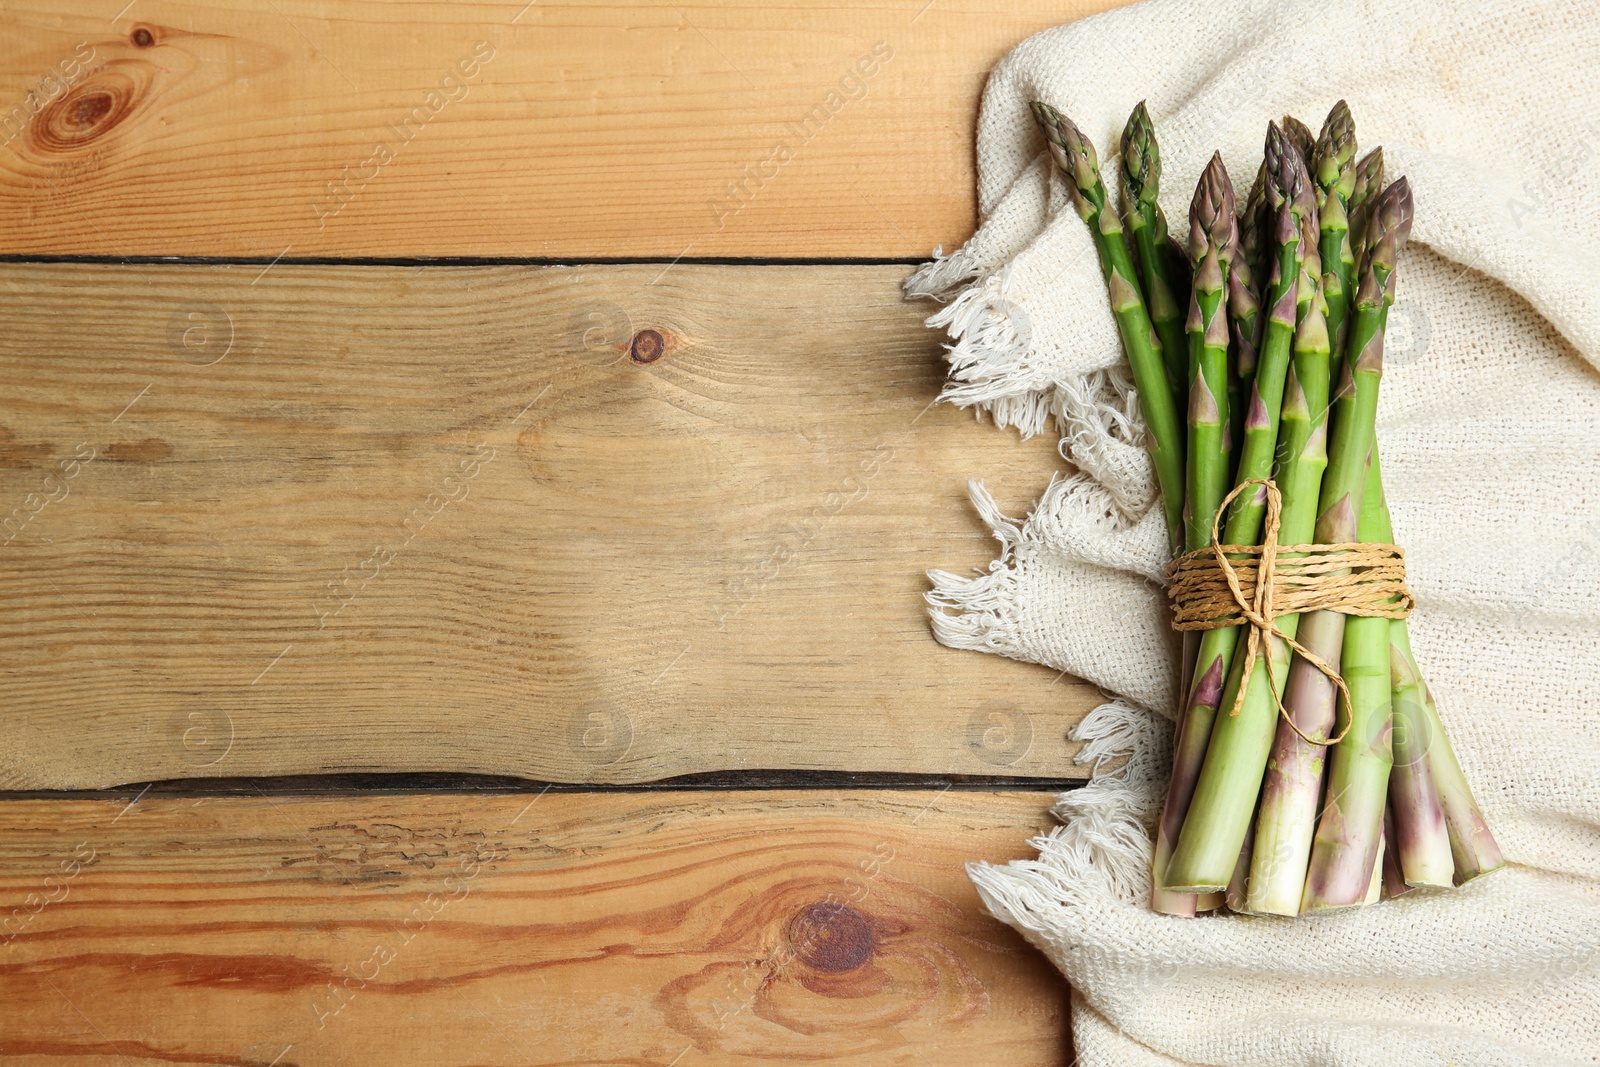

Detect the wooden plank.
xmin=0 ymin=262 xmax=1096 ymax=789
xmin=0 ymin=0 xmax=1127 ymax=258
xmin=0 ymin=789 xmax=1068 ymax=1065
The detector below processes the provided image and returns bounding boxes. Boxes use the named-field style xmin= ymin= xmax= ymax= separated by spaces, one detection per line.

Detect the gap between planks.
xmin=0 ymin=769 xmax=1091 ymax=800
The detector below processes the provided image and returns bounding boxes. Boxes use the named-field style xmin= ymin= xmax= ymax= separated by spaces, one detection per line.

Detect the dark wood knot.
xmin=786 ymin=902 xmax=872 ymax=973
xmin=628 ymin=329 xmax=665 ymax=364
xmin=32 ymin=67 xmax=143 ymax=152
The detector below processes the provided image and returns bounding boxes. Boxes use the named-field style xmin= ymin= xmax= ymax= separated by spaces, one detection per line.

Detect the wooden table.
xmin=0 ymin=2 xmax=1126 ymax=1060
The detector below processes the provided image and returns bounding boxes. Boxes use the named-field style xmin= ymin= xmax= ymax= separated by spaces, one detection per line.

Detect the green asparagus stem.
xmin=1183 ymin=154 xmax=1238 ymax=551
xmin=1150 ymin=155 xmax=1236 ymax=915
xmin=1313 ymin=102 xmax=1358 ymax=361
xmin=1387 ymin=596 xmax=1507 ymax=887
xmin=1122 ymin=102 xmax=1189 ymax=398
xmin=1372 ymin=455 xmax=1455 ymax=888
xmin=1265 ymin=177 xmax=1411 ymax=877
xmin=1297 ymin=181 xmax=1415 ymax=909
xmin=1241 ymin=215 xmax=1339 ymax=915
xmin=1421 ymin=683 xmax=1506 ymax=883
xmin=1387 ymin=632 xmax=1456 ymax=889
xmin=1369 ymin=436 xmax=1500 ymax=885
xmin=1302 ymin=444 xmax=1398 ymax=911
xmin=1228 ymin=162 xmax=1267 ymax=470
xmin=1163 ymin=125 xmax=1309 ymax=892
xmin=1033 ymin=102 xmax=1186 ymax=557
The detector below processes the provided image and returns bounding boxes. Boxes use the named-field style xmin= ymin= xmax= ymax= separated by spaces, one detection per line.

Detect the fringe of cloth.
xmin=925 ymin=480 xmax=1029 ymax=658
xmin=910 ymin=244 xmax=1173 ymax=936
xmin=970 ymin=698 xmax=1168 ymax=918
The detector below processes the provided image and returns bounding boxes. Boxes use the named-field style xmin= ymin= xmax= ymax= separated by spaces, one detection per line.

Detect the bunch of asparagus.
xmin=1031 ymin=100 xmax=1503 ymax=917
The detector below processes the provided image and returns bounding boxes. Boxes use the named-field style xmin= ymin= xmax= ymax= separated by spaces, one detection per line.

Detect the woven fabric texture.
xmin=907 ymin=0 xmax=1600 ymax=1062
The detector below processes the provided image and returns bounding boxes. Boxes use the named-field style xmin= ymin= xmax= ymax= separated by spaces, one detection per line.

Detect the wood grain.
xmin=0 ymin=262 xmax=1095 ymax=789
xmin=0 ymin=0 xmax=1128 ymax=258
xmin=0 ymin=790 xmax=1068 ymax=1065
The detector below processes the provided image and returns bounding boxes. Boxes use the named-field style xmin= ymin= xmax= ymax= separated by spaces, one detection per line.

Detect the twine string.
xmin=1167 ymin=479 xmax=1415 ymax=748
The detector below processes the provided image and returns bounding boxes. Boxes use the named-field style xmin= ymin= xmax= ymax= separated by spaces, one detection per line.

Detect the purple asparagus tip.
xmin=1031 ymin=101 xmax=1100 ymax=194
xmin=1188 ymin=152 xmax=1238 ymax=265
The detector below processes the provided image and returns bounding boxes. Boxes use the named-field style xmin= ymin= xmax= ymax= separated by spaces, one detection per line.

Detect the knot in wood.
xmin=33 ymin=70 xmax=143 ymax=153
xmin=628 ymin=329 xmax=665 ymax=364
xmin=786 ymin=902 xmax=871 ymax=973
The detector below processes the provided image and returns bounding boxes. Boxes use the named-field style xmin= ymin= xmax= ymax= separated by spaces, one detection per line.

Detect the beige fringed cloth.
xmin=906 ymin=0 xmax=1600 ymax=1063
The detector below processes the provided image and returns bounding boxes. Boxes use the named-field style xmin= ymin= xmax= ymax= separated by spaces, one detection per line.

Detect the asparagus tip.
xmin=1265 ymin=123 xmax=1314 ymax=219
xmin=1030 ymin=101 xmax=1099 ymax=193
xmin=1187 ymin=152 xmax=1237 ymax=265
xmin=1121 ymin=100 xmax=1160 ymax=204
xmin=1282 ymin=114 xmax=1316 ymax=169
xmin=1352 ymin=147 xmax=1386 ymax=200
xmin=1314 ymin=100 xmax=1358 ymax=196
xmin=1360 ymin=177 xmax=1415 ymax=281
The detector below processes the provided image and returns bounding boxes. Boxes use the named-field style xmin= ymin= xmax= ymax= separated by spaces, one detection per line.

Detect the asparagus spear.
xmin=1239 ymin=217 xmax=1339 ymax=915
xmin=1033 ymin=103 xmax=1186 ymax=557
xmin=1149 ymin=156 xmax=1237 ymax=915
xmin=1379 ymin=546 xmax=1506 ymax=888
xmin=1313 ymin=102 xmax=1358 ymax=361
xmin=1272 ymin=177 xmax=1410 ymax=823
xmin=1282 ymin=115 xmax=1316 ymax=171
xmin=1301 ymin=179 xmax=1416 ymax=911
xmin=1183 ymin=154 xmax=1238 ymax=551
xmin=1421 ymin=682 xmax=1506 ymax=883
xmin=1302 ymin=441 xmax=1399 ymax=912
xmin=1239 ymin=161 xmax=1270 ymax=295
xmin=1346 ymin=149 xmax=1385 ymax=269
xmin=1122 ymin=102 xmax=1189 ymax=398
xmin=1228 ymin=162 xmax=1267 ymax=467
xmin=1162 ymin=125 xmax=1309 ymax=892
xmin=1377 ymin=461 xmax=1455 ymax=889
xmin=1189 ymin=178 xmax=1332 ymax=912
xmin=1369 ymin=445 xmax=1501 ymax=884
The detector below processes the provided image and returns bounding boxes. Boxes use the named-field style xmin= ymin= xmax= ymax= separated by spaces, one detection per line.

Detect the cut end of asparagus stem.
xmin=1121 ymin=100 xmax=1160 ymax=207
xmin=1224 ymin=814 xmax=1257 ymax=914
xmin=1382 ymin=804 xmax=1415 ymax=899
xmin=1419 ymin=681 xmax=1507 ymax=883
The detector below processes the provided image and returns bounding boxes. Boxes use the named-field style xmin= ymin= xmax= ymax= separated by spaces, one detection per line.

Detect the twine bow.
xmin=1166 ymin=479 xmax=1415 ymax=747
